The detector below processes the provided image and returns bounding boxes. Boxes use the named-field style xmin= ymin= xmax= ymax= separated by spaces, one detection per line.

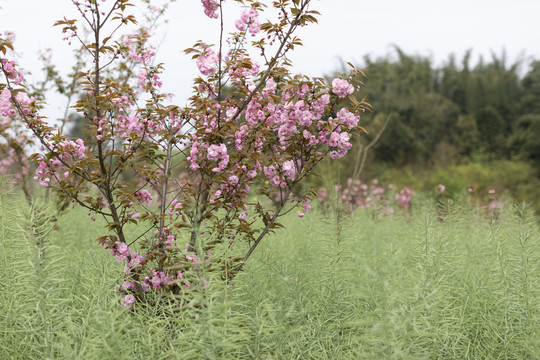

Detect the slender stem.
xmin=229 ymin=187 xmax=293 ymax=279
xmin=188 ymin=186 xmax=209 ymax=253
xmin=216 ymin=0 xmax=225 ymax=128
xmin=157 ymin=140 xmax=173 ymax=271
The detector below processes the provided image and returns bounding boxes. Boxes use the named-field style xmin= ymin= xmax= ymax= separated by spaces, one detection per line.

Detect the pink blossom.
xmin=226 ymin=107 xmax=238 ymax=119
xmin=136 ymin=189 xmax=153 ymax=207
xmin=137 ymin=69 xmax=148 ymax=88
xmin=332 ymin=78 xmax=354 ymax=98
xmin=165 ymin=235 xmax=175 ymax=247
xmin=264 ymin=165 xmax=277 ymax=178
xmin=121 ymin=294 xmax=136 ymax=308
xmin=235 ymin=8 xmax=261 ymax=36
xmin=336 ymin=108 xmax=360 ymax=129
xmin=207 ymin=143 xmax=227 ymax=161
xmin=264 ymin=77 xmax=277 ymax=94
xmin=201 ymin=0 xmax=219 ymax=19
xmin=228 ymin=175 xmax=239 ymax=186
xmin=151 ymin=276 xmax=162 ymax=289
xmin=117 ymin=242 xmax=129 ymax=255
xmin=282 ymin=160 xmax=296 ymax=180
xmin=197 ymin=48 xmax=219 ymax=75
xmin=207 ymin=143 xmax=229 ymax=172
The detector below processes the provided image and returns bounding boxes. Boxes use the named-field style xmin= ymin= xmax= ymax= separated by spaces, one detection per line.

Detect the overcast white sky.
xmin=2 ymin=0 xmax=540 ymax=113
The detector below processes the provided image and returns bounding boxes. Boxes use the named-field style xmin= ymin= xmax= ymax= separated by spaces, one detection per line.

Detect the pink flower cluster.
xmin=319 ymin=178 xmax=414 ymax=214
xmin=228 ymin=56 xmax=260 ymax=82
xmin=0 ymin=88 xmax=34 ymax=117
xmin=0 ymin=59 xmax=24 ymax=86
xmin=263 ymin=160 xmax=296 ymax=187
xmin=396 ymin=187 xmax=413 ymax=211
xmin=197 ymin=48 xmax=219 ymax=76
xmin=207 ymin=143 xmax=229 ymax=172
xmin=201 ymin=0 xmax=219 ymax=19
xmin=319 ymin=107 xmax=360 ymax=159
xmin=168 ymin=199 xmax=183 ymax=217
xmin=487 ymin=188 xmax=503 ymax=214
xmin=135 ymin=189 xmax=153 ymax=207
xmin=187 ymin=76 xmax=362 ymax=199
xmin=465 ymin=185 xmax=505 ymax=218
xmin=122 ymin=34 xmax=156 ymax=65
xmin=33 ymin=139 xmax=86 ymax=186
xmin=235 ymin=8 xmax=261 ymax=36
xmin=332 ymin=78 xmax=354 ymax=98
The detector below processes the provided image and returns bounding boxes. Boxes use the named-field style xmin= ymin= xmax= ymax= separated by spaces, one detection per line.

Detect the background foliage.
xmin=330 ymin=48 xmax=540 ymax=211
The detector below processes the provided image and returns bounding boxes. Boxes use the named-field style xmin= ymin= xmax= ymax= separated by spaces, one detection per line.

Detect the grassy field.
xmin=1 ymin=190 xmax=539 ymax=359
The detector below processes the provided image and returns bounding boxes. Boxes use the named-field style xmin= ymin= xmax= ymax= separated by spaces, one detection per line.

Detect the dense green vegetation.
xmin=333 ymin=49 xmax=540 ymax=209
xmin=2 ymin=187 xmax=538 ymax=359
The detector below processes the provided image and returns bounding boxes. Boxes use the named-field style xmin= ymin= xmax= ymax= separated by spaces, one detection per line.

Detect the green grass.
xmin=1 ymin=191 xmax=539 ymax=359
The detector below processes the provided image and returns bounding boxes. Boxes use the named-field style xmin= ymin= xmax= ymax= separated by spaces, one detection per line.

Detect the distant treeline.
xmin=340 ymin=47 xmax=540 ymax=176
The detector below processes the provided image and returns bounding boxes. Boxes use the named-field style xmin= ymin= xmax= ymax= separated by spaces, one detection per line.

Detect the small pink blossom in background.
xmin=396 ymin=188 xmax=413 ymax=211
xmin=319 ymin=179 xmax=415 ymax=214
xmin=297 ymin=212 xmax=305 ymax=218
xmin=489 ymin=201 xmax=503 ymax=211
xmin=438 ymin=184 xmax=446 ymax=193
xmin=136 ymin=189 xmax=153 ymax=207
xmin=332 ymin=78 xmax=354 ymax=98
xmin=121 ymin=294 xmax=136 ymax=308
xmin=151 ymin=276 xmax=162 ymax=289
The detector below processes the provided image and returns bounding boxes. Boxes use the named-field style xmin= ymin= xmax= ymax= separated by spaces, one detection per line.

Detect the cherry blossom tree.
xmin=0 ymin=0 xmax=369 ymax=309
